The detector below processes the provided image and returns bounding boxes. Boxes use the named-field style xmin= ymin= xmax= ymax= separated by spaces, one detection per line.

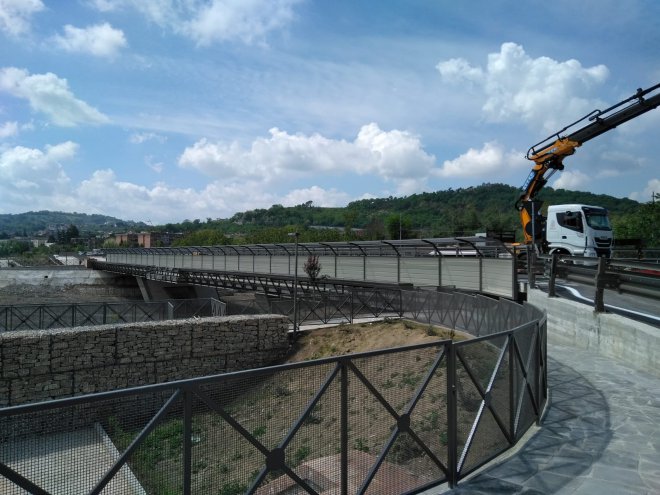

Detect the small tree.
xmin=303 ymin=255 xmax=322 ymax=280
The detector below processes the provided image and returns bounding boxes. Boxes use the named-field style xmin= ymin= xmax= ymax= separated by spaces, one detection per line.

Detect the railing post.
xmin=535 ymin=322 xmax=542 ymax=426
xmin=527 ymin=246 xmax=536 ymax=289
xmin=183 ymin=388 xmax=193 ymax=495
xmin=594 ymin=257 xmax=607 ymax=313
xmin=350 ymin=292 xmax=354 ymax=324
xmin=508 ymin=333 xmax=516 ymax=441
xmin=447 ymin=342 xmax=458 ymax=487
xmin=547 ymin=253 xmax=558 ymax=297
xmin=340 ymin=360 xmax=348 ymax=495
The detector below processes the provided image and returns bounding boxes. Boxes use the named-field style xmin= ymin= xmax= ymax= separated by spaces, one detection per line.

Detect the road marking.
xmin=557 ymin=284 xmax=660 ymax=323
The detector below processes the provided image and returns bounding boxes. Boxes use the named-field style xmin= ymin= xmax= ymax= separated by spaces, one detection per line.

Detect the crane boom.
xmin=517 ymin=83 xmax=660 ymax=246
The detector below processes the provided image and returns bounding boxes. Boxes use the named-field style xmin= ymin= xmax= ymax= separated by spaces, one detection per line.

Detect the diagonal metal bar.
xmin=511 ymin=331 xmax=541 ymax=435
xmin=0 ymin=462 xmax=52 ymax=495
xmin=455 ymin=338 xmax=513 ymax=474
xmin=357 ymin=346 xmax=451 ymax=492
xmin=90 ymin=389 xmax=182 ymax=495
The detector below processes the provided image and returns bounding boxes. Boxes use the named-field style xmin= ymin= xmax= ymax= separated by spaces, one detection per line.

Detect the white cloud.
xmin=88 ymin=0 xmax=301 ymax=46
xmin=437 ymin=42 xmax=609 ymax=132
xmin=281 ymin=186 xmax=350 ymax=208
xmin=130 ymin=131 xmax=167 ymax=144
xmin=75 ymin=171 xmax=280 ymax=223
xmin=629 ymin=178 xmax=660 ymax=202
xmin=182 ymin=0 xmax=300 ymax=46
xmin=552 ymin=170 xmax=590 ymax=190
xmin=436 ymin=58 xmax=484 ymax=85
xmin=435 ymin=141 xmax=526 ymax=178
xmin=145 ymin=155 xmax=163 ymax=173
xmin=0 ymin=120 xmax=18 ymax=138
xmin=52 ymin=23 xmax=127 ymax=58
xmin=179 ymin=123 xmax=436 ymax=194
xmin=0 ymin=67 xmax=109 ymax=126
xmin=0 ymin=0 xmax=43 ymax=37
xmin=0 ymin=142 xmax=76 ymax=208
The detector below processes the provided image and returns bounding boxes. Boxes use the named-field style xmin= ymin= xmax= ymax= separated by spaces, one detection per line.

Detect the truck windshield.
xmin=583 ymin=209 xmax=611 ymax=230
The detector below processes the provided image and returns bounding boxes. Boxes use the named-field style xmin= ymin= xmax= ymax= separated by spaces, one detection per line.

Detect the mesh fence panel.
xmin=0 ymin=290 xmax=547 ymax=494
xmin=454 ymin=334 xmax=512 ymax=477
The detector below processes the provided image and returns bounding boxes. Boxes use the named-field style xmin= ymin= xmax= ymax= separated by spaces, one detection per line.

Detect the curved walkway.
xmin=446 ymin=343 xmax=660 ymax=494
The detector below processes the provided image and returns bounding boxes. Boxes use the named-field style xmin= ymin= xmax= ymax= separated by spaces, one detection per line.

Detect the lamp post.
xmin=288 ymin=232 xmax=300 ymax=337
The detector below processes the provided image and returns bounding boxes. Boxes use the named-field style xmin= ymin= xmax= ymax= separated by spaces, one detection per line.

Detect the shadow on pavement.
xmin=447 ymin=356 xmax=611 ymax=494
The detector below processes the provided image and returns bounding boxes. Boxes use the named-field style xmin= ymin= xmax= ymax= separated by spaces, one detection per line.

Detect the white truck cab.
xmin=545 ymin=204 xmax=613 ymax=257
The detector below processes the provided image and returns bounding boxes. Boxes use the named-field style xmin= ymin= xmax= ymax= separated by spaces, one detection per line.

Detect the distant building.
xmin=31 ymin=237 xmax=49 ymax=248
xmin=114 ymin=232 xmax=182 ymax=248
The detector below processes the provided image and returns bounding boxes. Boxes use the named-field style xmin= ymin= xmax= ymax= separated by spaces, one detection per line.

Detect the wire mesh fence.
xmin=0 ymin=290 xmax=546 ymax=494
xmin=0 ymin=298 xmax=226 ymax=332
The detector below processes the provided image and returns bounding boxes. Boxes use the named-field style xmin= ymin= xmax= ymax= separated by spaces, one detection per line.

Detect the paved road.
xmin=530 ymin=277 xmax=660 ymax=328
xmin=444 ymin=343 xmax=660 ymax=494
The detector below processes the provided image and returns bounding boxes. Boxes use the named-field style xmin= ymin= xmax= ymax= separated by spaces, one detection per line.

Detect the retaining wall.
xmin=528 ymin=289 xmax=660 ymax=377
xmin=0 ymin=314 xmax=289 ymax=407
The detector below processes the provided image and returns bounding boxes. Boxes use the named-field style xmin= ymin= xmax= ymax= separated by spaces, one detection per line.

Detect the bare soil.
xmin=287 ymin=319 xmax=466 ymax=362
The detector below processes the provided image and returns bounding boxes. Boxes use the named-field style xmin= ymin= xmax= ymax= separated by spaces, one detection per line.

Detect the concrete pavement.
xmin=445 ymin=343 xmax=660 ymax=494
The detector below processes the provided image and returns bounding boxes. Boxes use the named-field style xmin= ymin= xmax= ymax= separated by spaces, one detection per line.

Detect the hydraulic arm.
xmin=517 ymin=83 xmax=660 ymax=245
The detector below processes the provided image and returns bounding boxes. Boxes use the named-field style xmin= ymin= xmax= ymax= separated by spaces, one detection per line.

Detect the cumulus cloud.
xmin=52 ymin=23 xmax=127 ymax=58
xmin=182 ymin=0 xmax=300 ymax=46
xmin=179 ymin=123 xmax=436 ymax=194
xmin=0 ymin=67 xmax=109 ymax=126
xmin=0 ymin=142 xmax=76 ymax=208
xmin=281 ymin=186 xmax=351 ymax=208
xmin=435 ymin=141 xmax=526 ymax=178
xmin=0 ymin=121 xmax=18 ymax=138
xmin=552 ymin=170 xmax=590 ymax=190
xmin=437 ymin=42 xmax=609 ymax=132
xmin=0 ymin=0 xmax=43 ymax=37
xmin=87 ymin=0 xmax=301 ymax=46
xmin=629 ymin=178 xmax=660 ymax=202
xmin=75 ymin=171 xmax=283 ymax=222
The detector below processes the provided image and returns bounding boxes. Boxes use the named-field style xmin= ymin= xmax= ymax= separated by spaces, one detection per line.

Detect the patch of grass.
xmin=218 ymin=481 xmax=247 ymax=495
xmin=354 ymin=437 xmax=370 ymax=453
xmin=252 ymin=425 xmax=266 ymax=438
xmin=292 ymin=445 xmax=311 ymax=466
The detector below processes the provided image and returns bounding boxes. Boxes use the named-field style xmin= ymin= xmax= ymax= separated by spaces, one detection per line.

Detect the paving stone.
xmin=436 ymin=343 xmax=660 ymax=494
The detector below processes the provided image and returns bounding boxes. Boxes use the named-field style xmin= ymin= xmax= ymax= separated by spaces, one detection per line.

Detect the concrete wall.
xmin=528 ymin=289 xmax=660 ymax=377
xmin=0 ymin=314 xmax=289 ymax=407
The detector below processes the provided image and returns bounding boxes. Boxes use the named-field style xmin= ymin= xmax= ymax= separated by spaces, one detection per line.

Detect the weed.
xmin=354 ymin=438 xmax=370 ymax=453
xmin=390 ymin=434 xmax=423 ymax=463
xmin=218 ymin=481 xmax=247 ymax=495
xmin=440 ymin=431 xmax=448 ymax=446
xmin=192 ymin=459 xmax=208 ymax=474
xmin=273 ymin=384 xmax=291 ymax=397
xmin=292 ymin=445 xmax=311 ymax=466
xmin=252 ymin=425 xmax=266 ymax=438
xmin=426 ymin=326 xmax=438 ymax=336
xmin=403 ymin=320 xmax=414 ymax=330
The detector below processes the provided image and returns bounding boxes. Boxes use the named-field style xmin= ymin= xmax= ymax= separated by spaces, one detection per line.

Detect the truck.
xmin=516 ymin=82 xmax=660 ymax=257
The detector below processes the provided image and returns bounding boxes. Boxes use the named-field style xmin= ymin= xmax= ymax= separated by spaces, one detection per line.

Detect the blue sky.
xmin=1 ymin=0 xmax=659 ymax=223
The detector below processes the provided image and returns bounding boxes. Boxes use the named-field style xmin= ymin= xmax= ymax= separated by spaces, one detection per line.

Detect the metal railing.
xmin=0 ymin=290 xmax=546 ymax=494
xmin=536 ymin=253 xmax=660 ymax=311
xmin=0 ymin=298 xmax=226 ymax=332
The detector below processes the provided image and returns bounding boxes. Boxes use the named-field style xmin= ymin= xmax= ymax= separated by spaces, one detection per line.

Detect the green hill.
xmin=0 ymin=211 xmax=146 ymax=238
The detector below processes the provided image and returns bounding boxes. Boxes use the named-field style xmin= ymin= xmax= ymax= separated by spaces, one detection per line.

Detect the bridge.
xmin=97 ymin=236 xmax=519 ymax=299
xmin=3 ymin=238 xmax=660 ymax=493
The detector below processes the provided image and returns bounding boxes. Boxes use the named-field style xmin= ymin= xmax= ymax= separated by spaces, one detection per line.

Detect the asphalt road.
xmin=532 ymin=277 xmax=660 ymax=327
